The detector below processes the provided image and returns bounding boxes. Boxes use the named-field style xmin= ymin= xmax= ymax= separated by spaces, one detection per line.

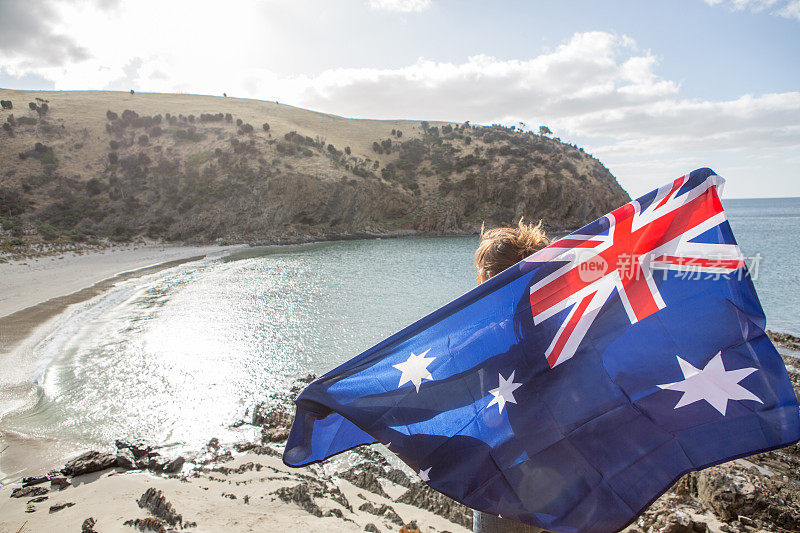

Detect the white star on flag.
xmin=418 ymin=467 xmax=431 ymax=482
xmin=486 ymin=370 xmax=522 ymax=414
xmin=658 ymin=352 xmax=762 ymax=416
xmin=393 ymin=349 xmax=435 ymax=392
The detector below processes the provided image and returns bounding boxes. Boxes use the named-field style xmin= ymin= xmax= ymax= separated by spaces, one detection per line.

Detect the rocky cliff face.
xmin=0 ymin=90 xmax=629 ymax=247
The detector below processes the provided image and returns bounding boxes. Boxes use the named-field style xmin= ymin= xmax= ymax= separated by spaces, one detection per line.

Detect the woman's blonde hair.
xmin=475 ymin=218 xmax=549 ymax=282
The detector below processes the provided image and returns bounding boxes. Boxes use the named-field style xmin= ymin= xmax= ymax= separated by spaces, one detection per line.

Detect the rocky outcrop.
xmin=60 ymin=451 xmax=117 ymax=477
xmin=137 ymin=488 xmax=184 ymax=527
xmin=396 ymin=482 xmax=472 ymax=528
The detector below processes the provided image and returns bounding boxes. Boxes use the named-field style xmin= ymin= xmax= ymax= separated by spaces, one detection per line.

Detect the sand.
xmin=0 ymin=243 xmax=244 ymax=352
xmin=0 ymin=446 xmax=470 ymax=533
xmin=0 ymin=243 xmax=471 ymax=533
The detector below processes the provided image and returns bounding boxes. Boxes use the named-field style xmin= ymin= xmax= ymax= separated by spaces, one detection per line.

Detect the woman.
xmin=473 ymin=218 xmax=550 ymax=533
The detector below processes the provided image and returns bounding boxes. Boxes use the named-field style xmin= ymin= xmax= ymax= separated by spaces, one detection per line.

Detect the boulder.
xmin=11 ymin=486 xmax=48 ymax=499
xmin=116 ymin=448 xmax=137 ymax=469
xmin=50 ymin=476 xmax=70 ymax=489
xmin=61 ymin=451 xmax=117 ymax=477
xmin=115 ymin=439 xmax=153 ymax=459
xmin=22 ymin=475 xmax=49 ymax=487
xmin=137 ymin=487 xmax=184 ymax=527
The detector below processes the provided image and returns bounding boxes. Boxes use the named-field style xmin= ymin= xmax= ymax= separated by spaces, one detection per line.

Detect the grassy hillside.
xmin=0 ymin=89 xmax=629 ymax=250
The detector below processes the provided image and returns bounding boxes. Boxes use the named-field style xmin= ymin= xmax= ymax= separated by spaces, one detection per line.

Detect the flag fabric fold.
xmin=283 ymin=168 xmax=800 ymax=532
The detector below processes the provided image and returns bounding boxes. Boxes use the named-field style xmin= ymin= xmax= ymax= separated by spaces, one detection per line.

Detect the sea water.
xmin=1 ymin=197 xmax=798 ymax=478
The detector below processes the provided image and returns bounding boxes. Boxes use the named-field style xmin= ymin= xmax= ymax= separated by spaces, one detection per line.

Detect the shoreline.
xmin=1 ymin=240 xmax=799 ymax=531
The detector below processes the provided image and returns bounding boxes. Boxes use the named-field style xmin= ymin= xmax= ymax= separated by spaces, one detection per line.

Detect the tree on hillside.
xmin=539 ymin=125 xmax=552 ymax=136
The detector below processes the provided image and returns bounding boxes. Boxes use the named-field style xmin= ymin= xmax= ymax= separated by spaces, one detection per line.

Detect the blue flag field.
xmin=283 ymin=168 xmax=800 ymax=532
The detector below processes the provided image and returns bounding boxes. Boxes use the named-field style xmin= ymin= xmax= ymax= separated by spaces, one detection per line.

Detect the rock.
xmin=116 ymin=448 xmax=137 ymax=469
xmin=397 ymin=482 xmax=472 ymax=528
xmin=385 ymin=468 xmax=412 ymax=488
xmin=767 ymin=330 xmax=800 ymax=351
xmin=81 ymin=517 xmax=97 ymax=532
xmin=232 ymin=442 xmax=280 ymax=456
xmin=25 ymin=504 xmax=36 ymax=513
xmin=27 ymin=496 xmax=48 ymax=504
xmin=61 ymin=451 xmax=117 ymax=477
xmin=261 ymin=426 xmax=290 ymax=443
xmin=11 ymin=486 xmax=48 ymax=498
xmin=114 ymin=439 xmax=152 ymax=459
xmin=206 ymin=437 xmax=220 ymax=450
xmin=49 ymin=501 xmax=75 ymax=513
xmin=142 ymin=454 xmax=184 ymax=473
xmin=124 ymin=517 xmax=167 ymax=532
xmin=273 ymin=483 xmax=323 ymax=517
xmin=662 ymin=511 xmax=707 ymax=533
xmin=358 ymin=502 xmax=404 ymax=526
xmin=165 ymin=456 xmax=185 ymax=473
xmin=137 ymin=487 xmax=184 ymax=527
xmin=22 ymin=475 xmax=49 ymax=487
xmin=340 ymin=468 xmax=389 ymax=498
xmin=50 ymin=476 xmax=70 ymax=489
xmin=364 ymin=524 xmax=380 ymax=533
xmin=251 ymin=404 xmax=294 ymax=429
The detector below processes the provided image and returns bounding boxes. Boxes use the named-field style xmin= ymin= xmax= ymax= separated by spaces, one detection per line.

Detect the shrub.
xmin=238 ymin=123 xmax=254 ymax=134
xmin=200 ymin=113 xmax=224 ymax=122
xmin=109 ymin=140 xmax=120 ymax=150
xmin=236 ymin=118 xmax=243 ymax=126
xmin=17 ymin=116 xmax=37 ymax=125
xmin=121 ymin=109 xmax=138 ymax=121
xmin=149 ymin=125 xmax=162 ymax=137
xmin=344 ymin=146 xmax=351 ymax=155
xmin=106 ymin=110 xmax=118 ymax=121
xmin=0 ymin=100 xmax=12 ymax=110
xmin=6 ymin=114 xmax=15 ymax=126
xmin=36 ymin=221 xmax=60 ymax=241
xmin=187 ymin=151 xmax=212 ymax=166
xmin=225 ymin=113 xmax=232 ymax=123
xmin=174 ymin=127 xmax=204 ymax=142
xmin=110 ymin=224 xmax=133 ymax=242
xmin=85 ymin=178 xmax=104 ymax=196
xmin=262 ymin=122 xmax=270 ymax=132
xmin=0 ymin=188 xmax=28 ymax=216
xmin=108 ymin=152 xmax=119 ymax=164
xmin=275 ymin=142 xmax=296 ymax=155
xmin=2 ymin=122 xmax=12 ymax=136
xmin=138 ymin=134 xmax=149 ymax=146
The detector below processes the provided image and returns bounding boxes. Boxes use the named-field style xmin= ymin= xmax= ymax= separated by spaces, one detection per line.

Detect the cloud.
xmin=104 ymin=57 xmax=143 ymax=91
xmin=703 ymin=0 xmax=800 ymax=21
xmin=0 ymin=0 xmax=90 ymax=66
xmin=366 ymin=0 xmax=432 ymax=13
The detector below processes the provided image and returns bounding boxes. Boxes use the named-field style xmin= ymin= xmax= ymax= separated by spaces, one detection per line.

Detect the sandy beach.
xmin=0 ymin=245 xmax=799 ymax=533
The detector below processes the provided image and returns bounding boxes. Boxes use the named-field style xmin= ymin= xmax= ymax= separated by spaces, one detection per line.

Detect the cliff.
xmin=0 ymin=90 xmax=629 ymax=247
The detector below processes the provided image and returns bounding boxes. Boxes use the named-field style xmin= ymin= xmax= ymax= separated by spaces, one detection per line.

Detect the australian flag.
xmin=283 ymin=168 xmax=800 ymax=532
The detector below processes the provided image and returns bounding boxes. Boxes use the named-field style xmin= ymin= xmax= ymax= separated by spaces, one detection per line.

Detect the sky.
xmin=0 ymin=0 xmax=798 ymax=199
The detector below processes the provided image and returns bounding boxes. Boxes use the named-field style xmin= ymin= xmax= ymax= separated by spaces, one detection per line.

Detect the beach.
xmin=0 ymin=243 xmax=475 ymax=533
xmin=1 ymin=240 xmax=799 ymax=533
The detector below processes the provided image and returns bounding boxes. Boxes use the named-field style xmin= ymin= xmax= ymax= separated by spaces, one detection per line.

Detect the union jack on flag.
xmin=285 ymin=167 xmax=800 ymax=532
xmin=528 ymin=172 xmax=745 ymax=368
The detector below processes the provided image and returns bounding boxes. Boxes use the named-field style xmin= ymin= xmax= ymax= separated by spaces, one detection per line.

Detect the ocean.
xmin=1 ymin=197 xmax=798 ymax=479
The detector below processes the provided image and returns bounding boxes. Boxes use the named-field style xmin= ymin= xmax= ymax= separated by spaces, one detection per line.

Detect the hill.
xmin=0 ymin=89 xmax=629 ymax=248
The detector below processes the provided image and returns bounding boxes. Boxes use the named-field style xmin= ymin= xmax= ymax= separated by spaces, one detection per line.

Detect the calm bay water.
xmin=1 ymin=197 xmax=798 ymax=476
